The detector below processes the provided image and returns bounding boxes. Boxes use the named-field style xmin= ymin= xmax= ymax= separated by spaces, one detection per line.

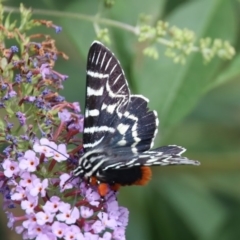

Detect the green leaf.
xmin=207 ymin=54 xmax=240 ymax=91
xmin=155 ymin=175 xmax=228 ymax=239
xmin=119 ymin=187 xmax=153 ymax=240
xmin=133 ymin=0 xmax=236 ymax=138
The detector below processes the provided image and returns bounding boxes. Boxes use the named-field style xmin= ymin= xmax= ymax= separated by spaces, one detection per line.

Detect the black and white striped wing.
xmin=108 ymin=95 xmax=159 ymax=154
xmin=83 ymin=41 xmax=130 ymax=151
xmin=81 ymin=41 xmax=199 ymax=177
xmin=83 ymin=41 xmax=158 ymax=155
xmin=123 ymin=145 xmax=198 ymax=167
xmin=101 ymin=145 xmax=199 ymax=171
xmin=73 ymin=41 xmax=200 ymax=184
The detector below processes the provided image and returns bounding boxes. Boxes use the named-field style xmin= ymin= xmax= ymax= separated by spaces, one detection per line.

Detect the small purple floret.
xmin=35 ymin=43 xmax=42 ymax=49
xmin=55 ymin=96 xmax=65 ymax=102
xmin=16 ymin=111 xmax=26 ymax=125
xmin=44 ymin=119 xmax=52 ymax=126
xmin=54 ymin=26 xmax=62 ymax=33
xmin=15 ymin=74 xmax=22 ymax=83
xmin=1 ymin=83 xmax=7 ymax=90
xmin=35 ymin=98 xmax=45 ymax=109
xmin=8 ymin=90 xmax=17 ymax=98
xmin=5 ymin=134 xmax=13 ymax=141
xmin=3 ymin=146 xmax=12 ymax=156
xmin=10 ymin=46 xmax=18 ymax=53
xmin=26 ymin=71 xmax=32 ymax=83
xmin=16 ymin=152 xmax=24 ymax=158
xmin=7 ymin=123 xmax=14 ymax=129
xmin=42 ymin=88 xmax=51 ymax=96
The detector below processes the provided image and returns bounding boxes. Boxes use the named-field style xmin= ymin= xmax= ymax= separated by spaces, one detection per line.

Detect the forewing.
xmin=83 ymin=41 xmax=130 ymax=152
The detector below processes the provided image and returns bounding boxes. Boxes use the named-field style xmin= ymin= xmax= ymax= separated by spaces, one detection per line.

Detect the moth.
xmin=73 ymin=41 xmax=200 ymax=196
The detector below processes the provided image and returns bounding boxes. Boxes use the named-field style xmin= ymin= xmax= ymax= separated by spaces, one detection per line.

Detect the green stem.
xmin=3 ymin=5 xmax=201 ymax=55
xmin=4 ymin=6 xmax=139 ymax=35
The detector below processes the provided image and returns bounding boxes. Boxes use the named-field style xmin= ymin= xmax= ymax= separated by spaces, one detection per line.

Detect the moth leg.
xmin=89 ymin=176 xmax=109 ymax=197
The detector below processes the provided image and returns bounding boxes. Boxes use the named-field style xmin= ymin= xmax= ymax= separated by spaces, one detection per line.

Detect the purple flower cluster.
xmin=2 ymin=136 xmax=129 ymax=240
xmin=0 ymin=15 xmax=129 ymax=240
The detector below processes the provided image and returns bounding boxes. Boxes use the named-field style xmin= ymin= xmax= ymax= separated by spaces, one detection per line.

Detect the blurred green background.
xmin=3 ymin=0 xmax=240 ymax=239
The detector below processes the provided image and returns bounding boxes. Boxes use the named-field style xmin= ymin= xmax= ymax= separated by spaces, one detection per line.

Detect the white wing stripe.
xmin=87 ymin=70 xmax=109 ymax=79
xmin=84 ymin=126 xmax=115 ymax=134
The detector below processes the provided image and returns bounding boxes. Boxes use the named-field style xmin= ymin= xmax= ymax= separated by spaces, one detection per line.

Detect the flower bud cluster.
xmin=138 ymin=19 xmax=235 ymax=63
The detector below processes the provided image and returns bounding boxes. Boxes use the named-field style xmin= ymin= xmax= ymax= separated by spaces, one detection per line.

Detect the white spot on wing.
xmin=87 ymin=86 xmax=104 ymax=96
xmin=101 ymin=103 xmax=107 ymax=110
xmin=117 ymin=139 xmax=127 ymax=146
xmin=131 ymin=147 xmax=138 ymax=154
xmin=106 ymin=104 xmax=117 ymax=114
xmin=117 ymin=123 xmax=129 ymax=135
xmin=88 ymin=109 xmax=99 ymax=117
